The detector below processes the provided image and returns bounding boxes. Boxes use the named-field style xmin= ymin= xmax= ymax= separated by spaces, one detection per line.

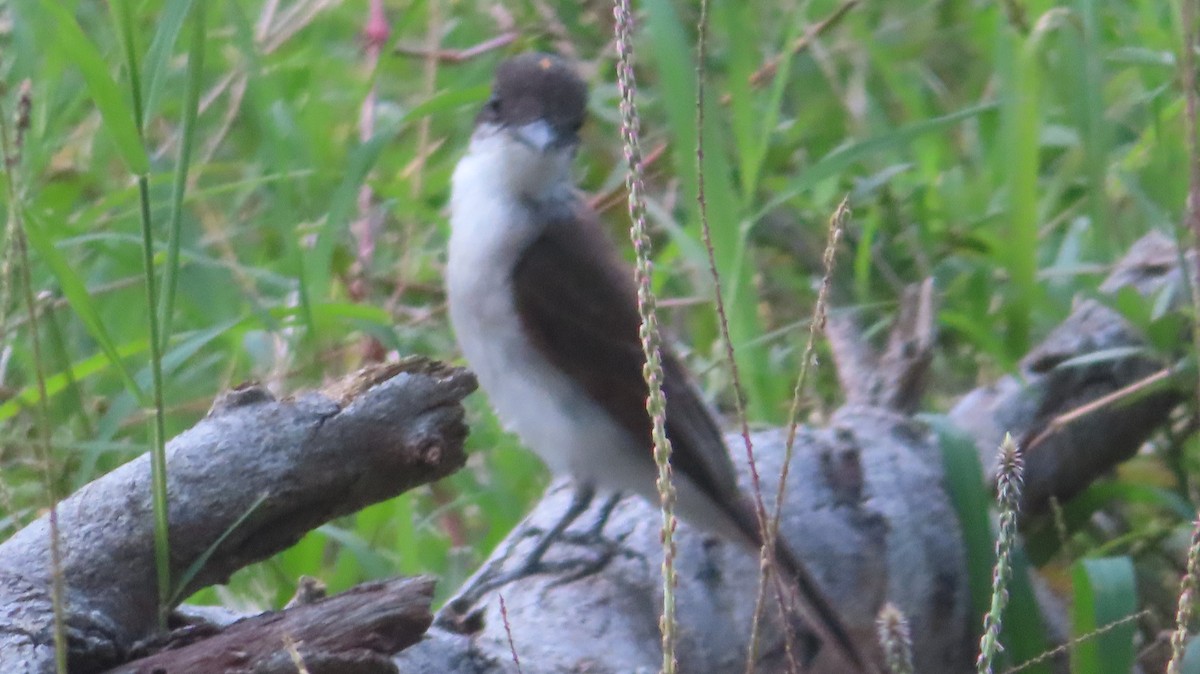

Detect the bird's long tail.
xmin=728 ymin=500 xmax=876 ymax=673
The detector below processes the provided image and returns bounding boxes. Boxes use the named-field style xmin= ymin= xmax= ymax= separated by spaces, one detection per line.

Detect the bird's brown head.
xmin=477 ymin=53 xmax=588 ymax=152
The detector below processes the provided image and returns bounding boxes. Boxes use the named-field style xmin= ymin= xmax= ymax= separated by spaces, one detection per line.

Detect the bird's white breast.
xmin=445 ymin=134 xmax=644 ymax=490
xmin=445 ymin=133 xmax=749 ymax=543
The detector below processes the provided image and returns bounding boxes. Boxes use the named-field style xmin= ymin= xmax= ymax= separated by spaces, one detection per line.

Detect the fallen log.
xmin=1 ymin=234 xmax=1187 ymax=674
xmin=0 ymin=359 xmax=474 ymax=674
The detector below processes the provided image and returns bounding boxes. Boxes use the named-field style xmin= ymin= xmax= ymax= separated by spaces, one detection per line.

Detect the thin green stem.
xmin=161 ymin=1 xmax=207 ymax=347
xmin=977 ymin=434 xmax=1024 ymax=674
xmin=111 ymin=0 xmax=172 ymax=627
xmin=614 ymin=2 xmax=678 ymax=671
xmin=1167 ymin=517 xmax=1200 ymax=674
xmin=136 ymin=175 xmax=172 ymax=628
xmin=749 ymin=199 xmax=849 ymax=665
xmin=2 ymin=79 xmax=69 ymax=674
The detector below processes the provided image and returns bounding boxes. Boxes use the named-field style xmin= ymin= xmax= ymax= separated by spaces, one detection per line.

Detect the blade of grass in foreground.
xmin=160 ymin=1 xmax=207 ymax=347
xmin=36 ymin=0 xmax=148 ymax=175
xmin=1070 ymin=557 xmax=1137 ymax=674
xmin=644 ymin=0 xmax=783 ymax=421
xmin=141 ymin=0 xmax=195 ymax=125
xmin=109 ymin=0 xmax=173 ymax=627
xmin=925 ymin=417 xmax=1051 ymax=674
xmin=20 ymin=210 xmax=146 ymax=400
xmin=614 ymin=0 xmax=679 ymax=670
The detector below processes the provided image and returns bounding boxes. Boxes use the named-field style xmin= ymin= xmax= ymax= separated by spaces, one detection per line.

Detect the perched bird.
xmin=445 ymin=52 xmax=868 ymax=670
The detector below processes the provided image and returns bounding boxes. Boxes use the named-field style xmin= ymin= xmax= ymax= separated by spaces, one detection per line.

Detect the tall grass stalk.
xmin=110 ymin=0 xmax=172 ymax=627
xmin=2 ymin=79 xmax=68 ymax=674
xmin=876 ymin=603 xmax=915 ymax=674
xmin=694 ymin=7 xmax=801 ymax=670
xmin=695 ymin=0 xmax=768 ymax=549
xmin=613 ymin=1 xmax=678 ymax=671
xmin=747 ymin=199 xmax=849 ymax=665
xmin=160 ymin=2 xmax=207 ymax=347
xmin=977 ymin=434 xmax=1025 ymax=673
xmin=1167 ymin=518 xmax=1200 ymax=674
xmin=1179 ymin=0 xmax=1200 ymax=417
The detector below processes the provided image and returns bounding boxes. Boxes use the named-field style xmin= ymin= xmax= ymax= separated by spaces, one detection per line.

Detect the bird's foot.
xmin=439 ymin=484 xmax=609 ymax=616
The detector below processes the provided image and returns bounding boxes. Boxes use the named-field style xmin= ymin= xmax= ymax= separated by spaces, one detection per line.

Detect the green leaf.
xmin=0 ymin=341 xmax=146 ymax=423
xmin=755 ymin=103 xmax=997 ymax=223
xmin=37 ymin=0 xmax=149 ymax=174
xmin=141 ymin=0 xmax=195 ymax=125
xmin=1070 ymin=557 xmax=1137 ymax=674
xmin=21 ymin=209 xmax=145 ymax=402
xmin=305 ymin=132 xmax=393 ymax=305
xmin=160 ymin=0 xmax=207 ymax=346
xmin=924 ymin=415 xmax=1052 ymax=673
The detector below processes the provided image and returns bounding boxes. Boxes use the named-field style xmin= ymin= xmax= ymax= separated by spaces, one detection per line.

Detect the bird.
xmin=445 ymin=52 xmax=869 ymax=671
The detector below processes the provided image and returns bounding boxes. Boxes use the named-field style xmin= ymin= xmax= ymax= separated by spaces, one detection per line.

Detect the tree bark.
xmin=0 ymin=234 xmax=1188 ymax=674
xmin=0 ymin=359 xmax=475 ymax=674
xmin=394 ymin=232 xmax=1188 ymax=674
xmin=106 ymin=576 xmax=435 ymax=674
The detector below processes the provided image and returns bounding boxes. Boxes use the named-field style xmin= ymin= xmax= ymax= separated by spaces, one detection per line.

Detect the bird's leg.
xmin=545 ymin=490 xmax=625 ymax=586
xmin=566 ymin=489 xmax=622 ymax=541
xmin=438 ymin=484 xmax=627 ymax=624
xmin=516 ymin=481 xmax=596 ymax=573
xmin=445 ymin=482 xmax=597 ymax=609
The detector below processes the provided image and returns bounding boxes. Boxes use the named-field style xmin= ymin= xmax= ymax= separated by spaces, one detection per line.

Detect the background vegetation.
xmin=0 ymin=0 xmax=1195 ymax=669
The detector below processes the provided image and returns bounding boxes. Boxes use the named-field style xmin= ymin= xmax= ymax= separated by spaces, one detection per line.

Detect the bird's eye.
xmin=486 ymin=97 xmax=501 ymax=115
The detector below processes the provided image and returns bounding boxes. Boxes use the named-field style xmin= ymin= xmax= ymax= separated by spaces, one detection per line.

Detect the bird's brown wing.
xmin=510 ymin=198 xmax=870 ymax=672
xmin=510 ymin=200 xmax=740 ymax=505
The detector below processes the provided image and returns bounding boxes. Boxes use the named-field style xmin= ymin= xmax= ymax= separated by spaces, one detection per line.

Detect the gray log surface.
xmin=0 ymin=234 xmax=1185 ymax=674
xmin=396 ymin=232 xmax=1185 ymax=674
xmin=0 ymin=359 xmax=474 ymax=674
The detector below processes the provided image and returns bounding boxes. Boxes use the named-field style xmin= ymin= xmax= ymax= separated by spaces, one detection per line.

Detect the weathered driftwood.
xmin=1 ymin=233 xmax=1188 ymax=674
xmin=393 ymin=232 xmax=1188 ymax=674
xmin=950 ymin=232 xmax=1185 ymax=517
xmin=0 ymin=359 xmax=474 ymax=674
xmin=410 ymin=411 xmax=966 ymax=674
xmin=106 ymin=576 xmax=435 ymax=674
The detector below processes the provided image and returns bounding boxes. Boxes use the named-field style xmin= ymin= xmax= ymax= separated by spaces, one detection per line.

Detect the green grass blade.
xmin=711 ymin=0 xmax=765 ymax=199
xmin=925 ymin=415 xmax=1052 ymax=674
xmin=108 ymin=0 xmax=147 ymax=130
xmin=36 ymin=0 xmax=148 ymax=174
xmin=1070 ymin=556 xmax=1138 ymax=674
xmin=306 ymin=132 xmax=392 ymax=306
xmin=168 ymin=491 xmax=269 ymax=606
xmin=0 ymin=340 xmax=144 ymax=424
xmin=643 ymin=0 xmax=781 ymax=419
xmin=110 ymin=0 xmax=171 ymax=628
xmin=20 ymin=210 xmax=145 ymax=401
xmin=141 ymin=0 xmax=194 ymax=125
xmin=998 ymin=20 xmax=1053 ymax=359
xmin=1064 ymin=0 xmax=1113 ymax=256
xmin=160 ymin=1 xmax=207 ymax=347
xmin=755 ymin=103 xmax=997 ymax=224
xmin=749 ymin=5 xmax=807 ymax=201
